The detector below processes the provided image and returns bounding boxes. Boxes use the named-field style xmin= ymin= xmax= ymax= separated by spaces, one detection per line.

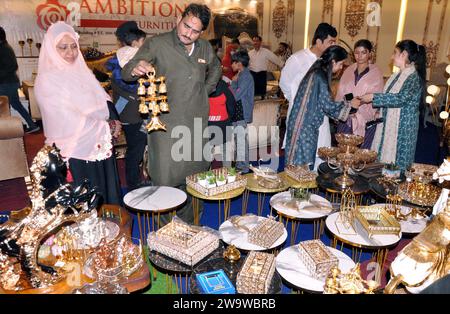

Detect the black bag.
xmin=232 ymin=99 xmax=244 ymax=122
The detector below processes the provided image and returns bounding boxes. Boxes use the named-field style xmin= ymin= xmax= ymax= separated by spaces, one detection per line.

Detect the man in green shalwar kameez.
xmin=122 ymin=4 xmax=222 ymax=225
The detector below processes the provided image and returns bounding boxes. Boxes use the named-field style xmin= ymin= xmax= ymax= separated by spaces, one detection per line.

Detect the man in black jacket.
xmin=0 ymin=26 xmax=39 ymax=133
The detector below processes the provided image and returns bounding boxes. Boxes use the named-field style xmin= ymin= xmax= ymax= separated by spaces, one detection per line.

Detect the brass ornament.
xmin=137 ymin=67 xmax=170 ymax=132
xmin=319 ymin=133 xmax=377 ymax=189
xmin=384 ymin=198 xmax=450 ymax=294
xmin=223 ymin=245 xmax=241 ymax=263
xmin=324 ymin=264 xmax=379 ymax=294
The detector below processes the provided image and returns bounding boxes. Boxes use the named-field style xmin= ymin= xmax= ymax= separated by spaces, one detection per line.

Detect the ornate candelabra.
xmin=18 ymin=40 xmax=25 ymax=57
xmin=318 ymin=133 xmax=377 ymax=188
xmin=27 ymin=38 xmax=34 ymax=56
xmin=137 ymin=68 xmax=170 ymax=132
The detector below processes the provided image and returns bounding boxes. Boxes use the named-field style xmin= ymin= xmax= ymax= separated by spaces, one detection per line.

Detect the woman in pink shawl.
xmin=336 ymin=39 xmax=384 ymax=149
xmin=34 ymin=21 xmax=122 ymax=205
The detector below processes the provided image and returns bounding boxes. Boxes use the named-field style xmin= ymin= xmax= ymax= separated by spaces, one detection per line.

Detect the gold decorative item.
xmin=397 ymin=180 xmax=441 ymax=207
xmin=18 ymin=40 xmax=25 ymax=57
xmin=319 ymin=133 xmax=377 ymax=188
xmin=297 ymin=240 xmax=338 ymax=279
xmin=223 ymin=245 xmax=241 ymax=263
xmin=137 ymin=67 xmax=169 ymax=132
xmin=26 ymin=38 xmax=33 ymax=56
xmin=385 ymin=194 xmax=404 ymax=219
xmin=324 ymin=264 xmax=379 ymax=294
xmin=236 ymin=251 xmax=276 ymax=294
xmin=384 ymin=198 xmax=450 ymax=294
xmin=78 ymin=235 xmax=144 ymax=294
xmin=0 ymin=145 xmax=100 ymax=291
xmin=336 ymin=188 xmax=357 ymax=232
xmin=354 ymin=206 xmax=401 ymax=238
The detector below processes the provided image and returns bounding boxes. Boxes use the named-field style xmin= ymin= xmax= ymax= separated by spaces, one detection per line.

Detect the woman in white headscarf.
xmin=34 ymin=21 xmax=122 ymax=205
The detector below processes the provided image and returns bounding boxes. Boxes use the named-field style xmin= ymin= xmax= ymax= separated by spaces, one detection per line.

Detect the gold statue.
xmin=137 ymin=67 xmax=169 ymax=132
xmin=384 ymin=198 xmax=450 ymax=293
xmin=0 ymin=145 xmax=100 ymax=291
xmin=324 ymin=264 xmax=379 ymax=294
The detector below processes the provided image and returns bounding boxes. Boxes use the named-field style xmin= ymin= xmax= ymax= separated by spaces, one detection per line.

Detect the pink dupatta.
xmin=336 ymin=63 xmax=384 ymax=137
xmin=34 ymin=22 xmax=112 ymax=161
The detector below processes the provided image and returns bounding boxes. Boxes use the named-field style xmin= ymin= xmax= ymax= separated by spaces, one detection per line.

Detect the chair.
xmin=0 ymin=96 xmax=30 ymax=181
xmin=248 ymin=98 xmax=283 ymax=153
xmin=28 ymin=86 xmax=42 ymax=120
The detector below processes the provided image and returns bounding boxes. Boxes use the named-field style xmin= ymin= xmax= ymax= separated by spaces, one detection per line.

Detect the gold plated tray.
xmin=354 ymin=206 xmax=401 ymax=238
xmin=397 ymin=182 xmax=441 ymax=207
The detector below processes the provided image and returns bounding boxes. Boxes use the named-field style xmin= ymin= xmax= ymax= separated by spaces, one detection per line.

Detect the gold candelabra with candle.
xmin=137 ymin=67 xmax=169 ymax=132
xmin=18 ymin=40 xmax=25 ymax=56
xmin=27 ymin=38 xmax=34 ymax=56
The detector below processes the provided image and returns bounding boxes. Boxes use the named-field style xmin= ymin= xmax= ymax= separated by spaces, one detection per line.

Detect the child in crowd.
xmin=230 ymin=50 xmax=254 ymax=174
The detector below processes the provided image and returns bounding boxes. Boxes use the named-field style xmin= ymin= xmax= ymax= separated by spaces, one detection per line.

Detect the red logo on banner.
xmin=36 ymin=0 xmax=70 ymax=30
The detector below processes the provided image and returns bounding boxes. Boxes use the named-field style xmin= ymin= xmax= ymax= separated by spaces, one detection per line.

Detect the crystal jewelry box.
xmin=285 ymin=165 xmax=317 ymax=183
xmin=248 ymin=218 xmax=284 ymax=248
xmin=147 ymin=220 xmax=219 ymax=266
xmin=354 ymin=206 xmax=401 ymax=238
xmin=297 ymin=240 xmax=338 ymax=279
xmin=236 ymin=251 xmax=276 ymax=294
xmin=186 ymin=167 xmax=247 ymax=197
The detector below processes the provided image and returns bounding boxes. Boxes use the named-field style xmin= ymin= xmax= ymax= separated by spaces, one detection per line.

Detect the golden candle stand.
xmin=269 ymin=190 xmax=333 ymax=245
xmin=123 ymin=186 xmax=187 ymax=282
xmin=317 ymin=172 xmax=371 ymax=208
xmin=186 ymin=186 xmax=246 ymax=226
xmin=137 ymin=68 xmax=170 ymax=132
xmin=325 ymin=212 xmax=402 ymax=284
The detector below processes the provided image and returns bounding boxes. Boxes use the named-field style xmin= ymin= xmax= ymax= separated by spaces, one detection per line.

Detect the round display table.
xmin=325 ymin=212 xmax=401 ymax=283
xmin=270 ymin=191 xmax=334 ymax=244
xmin=187 ymin=185 xmax=245 ymax=226
xmin=219 ymin=215 xmax=288 ymax=252
xmin=276 ymin=245 xmax=355 ymax=293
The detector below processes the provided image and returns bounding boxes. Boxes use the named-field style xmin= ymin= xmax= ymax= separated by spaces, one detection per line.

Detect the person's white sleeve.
xmin=266 ymin=49 xmax=284 ymax=68
xmin=279 ymin=57 xmax=294 ymax=102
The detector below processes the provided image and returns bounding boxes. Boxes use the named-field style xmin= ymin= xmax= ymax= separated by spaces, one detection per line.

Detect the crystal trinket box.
xmin=236 ymin=251 xmax=276 ymax=294
xmin=248 ymin=217 xmax=284 ymax=248
xmin=297 ymin=240 xmax=338 ymax=279
xmin=285 ymin=165 xmax=317 ymax=183
xmin=147 ymin=219 xmax=219 ymax=266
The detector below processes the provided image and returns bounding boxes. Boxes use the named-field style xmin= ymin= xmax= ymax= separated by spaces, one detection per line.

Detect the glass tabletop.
xmin=189 ymin=256 xmax=283 ymax=294
xmin=147 ymin=242 xmax=225 ymax=274
xmin=317 ymin=172 xmax=370 ymax=194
